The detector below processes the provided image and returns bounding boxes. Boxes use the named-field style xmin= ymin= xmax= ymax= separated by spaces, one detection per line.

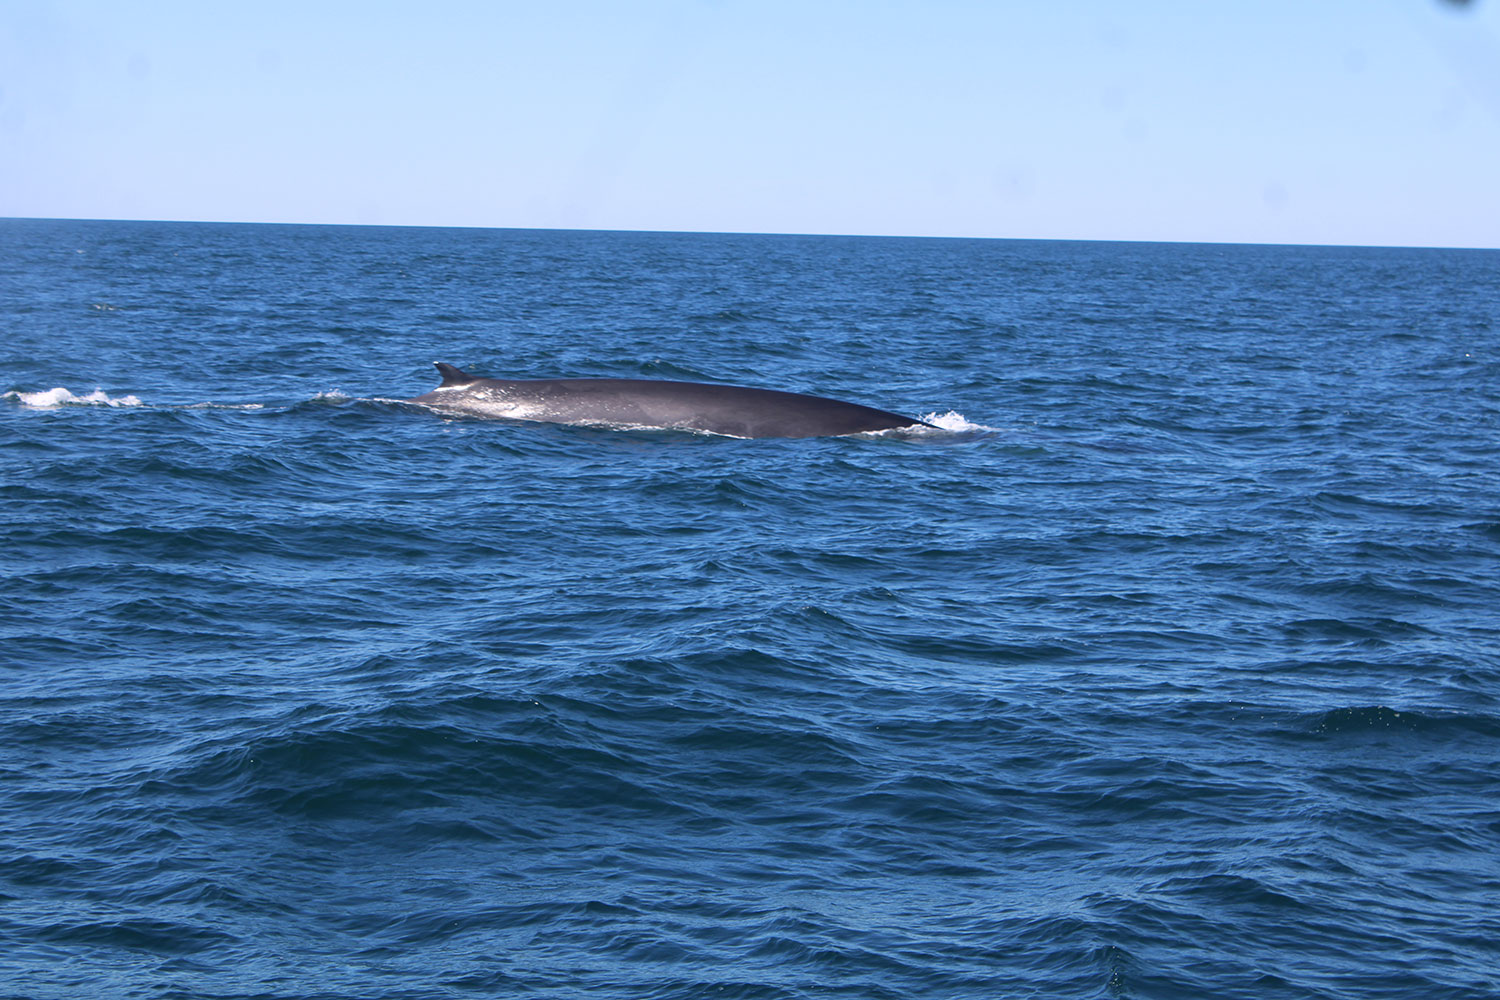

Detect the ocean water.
xmin=2 ymin=219 xmax=1498 ymax=1000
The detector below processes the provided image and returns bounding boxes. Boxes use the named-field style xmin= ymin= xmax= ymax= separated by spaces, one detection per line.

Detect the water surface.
xmin=3 ymin=220 xmax=1498 ymax=998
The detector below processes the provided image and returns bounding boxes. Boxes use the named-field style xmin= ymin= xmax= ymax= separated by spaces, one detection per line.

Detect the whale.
xmin=406 ymin=363 xmax=931 ymax=438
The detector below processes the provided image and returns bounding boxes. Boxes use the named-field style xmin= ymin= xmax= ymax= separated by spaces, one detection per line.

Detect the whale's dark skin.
xmin=407 ymin=363 xmax=930 ymax=438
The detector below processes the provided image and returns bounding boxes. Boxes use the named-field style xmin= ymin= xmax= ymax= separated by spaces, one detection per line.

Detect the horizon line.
xmin=3 ymin=214 xmax=1496 ymax=253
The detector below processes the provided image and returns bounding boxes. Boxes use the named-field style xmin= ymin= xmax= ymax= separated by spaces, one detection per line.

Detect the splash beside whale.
xmin=406 ymin=363 xmax=931 ymax=439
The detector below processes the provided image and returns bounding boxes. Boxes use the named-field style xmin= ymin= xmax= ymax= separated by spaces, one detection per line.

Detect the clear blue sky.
xmin=3 ymin=0 xmax=1497 ymax=246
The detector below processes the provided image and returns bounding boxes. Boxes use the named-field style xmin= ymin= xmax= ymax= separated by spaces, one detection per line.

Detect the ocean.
xmin=2 ymin=219 xmax=1498 ymax=999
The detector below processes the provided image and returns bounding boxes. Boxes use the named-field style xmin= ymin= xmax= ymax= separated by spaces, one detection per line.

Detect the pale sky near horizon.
xmin=3 ymin=0 xmax=1498 ymax=247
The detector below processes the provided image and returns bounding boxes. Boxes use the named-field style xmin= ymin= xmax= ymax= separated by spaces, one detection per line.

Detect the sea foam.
xmin=6 ymin=387 xmax=144 ymax=409
xmin=918 ymin=410 xmax=994 ymax=433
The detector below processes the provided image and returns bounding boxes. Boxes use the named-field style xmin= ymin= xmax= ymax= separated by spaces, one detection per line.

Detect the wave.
xmin=917 ymin=410 xmax=997 ymax=433
xmin=5 ymin=386 xmax=144 ymax=408
xmin=1302 ymin=704 xmax=1500 ymax=739
xmin=4 ymin=386 xmax=265 ymax=411
xmin=857 ymin=410 xmax=999 ymax=441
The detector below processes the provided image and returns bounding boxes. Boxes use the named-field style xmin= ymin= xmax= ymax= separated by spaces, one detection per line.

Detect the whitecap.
xmin=918 ymin=410 xmax=994 ymax=432
xmin=5 ymin=387 xmax=144 ymax=409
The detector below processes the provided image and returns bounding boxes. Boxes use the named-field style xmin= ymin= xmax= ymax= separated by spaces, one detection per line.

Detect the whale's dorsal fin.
xmin=434 ymin=362 xmax=480 ymax=387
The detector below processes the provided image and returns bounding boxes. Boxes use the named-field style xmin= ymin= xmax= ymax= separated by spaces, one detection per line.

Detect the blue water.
xmin=3 ymin=219 xmax=1499 ymax=999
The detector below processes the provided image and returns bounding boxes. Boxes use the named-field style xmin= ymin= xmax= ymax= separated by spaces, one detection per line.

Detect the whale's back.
xmin=409 ymin=365 xmax=927 ymax=438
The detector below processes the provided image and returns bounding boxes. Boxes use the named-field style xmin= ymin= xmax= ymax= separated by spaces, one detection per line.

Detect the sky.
xmin=2 ymin=0 xmax=1498 ymax=247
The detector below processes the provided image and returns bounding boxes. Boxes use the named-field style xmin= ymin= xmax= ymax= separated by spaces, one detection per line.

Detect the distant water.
xmin=3 ymin=219 xmax=1499 ymax=1000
